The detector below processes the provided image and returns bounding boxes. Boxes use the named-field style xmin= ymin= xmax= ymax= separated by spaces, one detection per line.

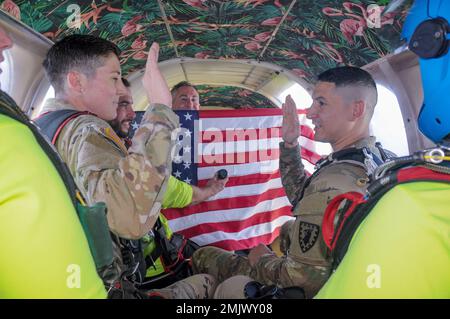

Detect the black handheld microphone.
xmin=216 ymin=169 xmax=228 ymax=180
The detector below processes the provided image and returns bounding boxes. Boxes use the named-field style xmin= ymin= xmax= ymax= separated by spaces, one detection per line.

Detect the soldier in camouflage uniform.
xmin=193 ymin=66 xmax=393 ymax=298
xmin=39 ymin=34 xmax=216 ymax=298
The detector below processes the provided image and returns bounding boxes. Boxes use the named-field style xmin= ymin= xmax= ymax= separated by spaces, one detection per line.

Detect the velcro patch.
xmin=299 ymin=221 xmax=320 ymax=253
xmin=99 ymin=127 xmax=128 ymax=154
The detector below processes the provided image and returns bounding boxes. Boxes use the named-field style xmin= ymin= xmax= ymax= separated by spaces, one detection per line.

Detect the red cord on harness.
xmin=322 ymin=192 xmax=366 ymax=251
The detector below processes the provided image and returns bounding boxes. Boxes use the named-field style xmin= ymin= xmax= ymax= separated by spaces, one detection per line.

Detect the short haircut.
xmin=121 ymin=77 xmax=130 ymax=88
xmin=43 ymin=34 xmax=121 ymax=92
xmin=317 ymin=66 xmax=378 ymax=114
xmin=171 ymin=81 xmax=197 ymax=99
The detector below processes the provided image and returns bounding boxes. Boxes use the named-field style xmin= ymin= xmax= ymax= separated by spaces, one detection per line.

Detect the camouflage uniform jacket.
xmin=255 ymin=136 xmax=385 ymax=297
xmin=40 ymin=99 xmax=179 ymax=240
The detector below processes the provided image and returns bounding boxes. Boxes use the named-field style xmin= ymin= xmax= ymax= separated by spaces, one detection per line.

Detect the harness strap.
xmin=322 ymin=192 xmax=366 ymax=251
xmin=33 ymin=109 xmax=91 ymax=144
xmin=292 ymin=147 xmax=384 ymax=209
xmin=146 ymin=219 xmax=187 ymax=271
xmin=397 ymin=166 xmax=450 ymax=183
xmin=375 ymin=142 xmax=390 ymax=161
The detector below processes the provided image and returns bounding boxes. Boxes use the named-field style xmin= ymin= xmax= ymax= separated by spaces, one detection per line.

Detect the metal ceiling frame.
xmin=128 ymin=56 xmax=312 ymax=110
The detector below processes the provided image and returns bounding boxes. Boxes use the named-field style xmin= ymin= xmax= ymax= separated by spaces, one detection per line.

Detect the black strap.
xmin=292 ymin=147 xmax=383 ymax=209
xmin=244 ymin=281 xmax=306 ymax=299
xmin=375 ymin=142 xmax=389 ymax=162
xmin=315 ymin=147 xmax=367 ymax=170
xmin=146 ymin=219 xmax=181 ymax=268
xmin=144 ymin=220 xmax=199 ymax=278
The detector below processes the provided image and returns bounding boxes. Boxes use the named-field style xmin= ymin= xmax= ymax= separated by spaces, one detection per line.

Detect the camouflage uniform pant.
xmin=192 ymin=246 xmax=255 ymax=284
xmin=213 ymin=275 xmax=254 ymax=299
xmin=147 ymin=274 xmax=217 ymax=299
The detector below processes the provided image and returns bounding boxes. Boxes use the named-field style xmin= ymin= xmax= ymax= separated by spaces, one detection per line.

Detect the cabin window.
xmin=278 ymin=83 xmax=313 ymax=109
xmin=0 ymin=50 xmax=12 ymax=93
xmin=371 ymin=85 xmax=409 ymax=156
xmin=32 ymin=85 xmax=54 ymax=118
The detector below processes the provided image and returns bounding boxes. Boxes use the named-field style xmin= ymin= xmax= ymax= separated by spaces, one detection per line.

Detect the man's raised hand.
xmin=282 ymin=94 xmax=300 ymax=148
xmin=142 ymin=42 xmax=172 ymax=108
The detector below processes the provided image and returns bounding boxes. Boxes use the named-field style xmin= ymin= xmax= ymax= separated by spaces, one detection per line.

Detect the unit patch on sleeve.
xmin=299 ymin=221 xmax=320 ymax=253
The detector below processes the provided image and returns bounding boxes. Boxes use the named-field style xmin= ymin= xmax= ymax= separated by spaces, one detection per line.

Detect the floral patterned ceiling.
xmin=1 ymin=0 xmax=412 ymax=107
xmin=198 ymin=85 xmax=277 ymax=108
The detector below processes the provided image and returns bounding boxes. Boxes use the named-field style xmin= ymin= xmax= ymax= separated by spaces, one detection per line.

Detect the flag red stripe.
xmin=302 ymin=147 xmax=322 ymax=164
xmin=198 ymin=171 xmax=281 ymax=187
xmin=175 ymin=206 xmax=292 ymax=239
xmin=162 ymin=187 xmax=288 ymax=219
xmin=199 ymin=108 xmax=307 ymax=118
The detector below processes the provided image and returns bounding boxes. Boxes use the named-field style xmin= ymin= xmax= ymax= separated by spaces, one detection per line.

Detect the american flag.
xmin=129 ymin=108 xmax=321 ymax=251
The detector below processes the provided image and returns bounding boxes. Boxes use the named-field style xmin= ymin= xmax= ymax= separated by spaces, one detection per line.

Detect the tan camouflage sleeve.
xmin=59 ymin=104 xmax=179 ymax=240
xmin=279 ymin=142 xmax=308 ymax=205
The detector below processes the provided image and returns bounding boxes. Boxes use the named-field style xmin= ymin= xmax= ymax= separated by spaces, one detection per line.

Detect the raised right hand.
xmin=282 ymin=95 xmax=300 ymax=147
xmin=142 ymin=42 xmax=172 ymax=108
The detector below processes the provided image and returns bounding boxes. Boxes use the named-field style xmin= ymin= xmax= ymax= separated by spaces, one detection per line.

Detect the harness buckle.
xmin=315 ymin=154 xmax=333 ymax=170
xmin=425 ymin=148 xmax=445 ymax=164
xmin=362 ymin=147 xmax=378 ymax=176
